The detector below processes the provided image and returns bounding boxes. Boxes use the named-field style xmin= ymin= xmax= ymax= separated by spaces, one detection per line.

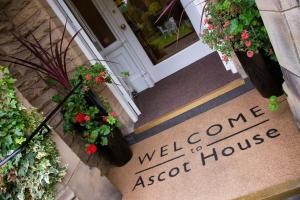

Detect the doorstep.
xmin=108 ymin=90 xmax=300 ymax=200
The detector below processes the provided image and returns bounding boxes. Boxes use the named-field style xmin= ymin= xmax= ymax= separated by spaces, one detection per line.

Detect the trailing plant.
xmin=201 ymin=0 xmax=276 ymax=62
xmin=57 ymin=63 xmax=120 ymax=155
xmin=0 ymin=66 xmax=66 ymax=200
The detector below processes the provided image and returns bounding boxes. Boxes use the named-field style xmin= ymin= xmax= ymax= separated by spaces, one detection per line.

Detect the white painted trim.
xmin=46 ymin=0 xmax=140 ymax=122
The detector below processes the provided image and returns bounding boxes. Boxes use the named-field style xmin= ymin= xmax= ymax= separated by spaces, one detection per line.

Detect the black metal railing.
xmin=0 ymin=79 xmax=83 ymax=167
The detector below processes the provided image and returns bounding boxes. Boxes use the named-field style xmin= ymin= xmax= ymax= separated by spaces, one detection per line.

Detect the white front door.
xmin=65 ymin=0 xmax=213 ymax=94
xmin=105 ymin=0 xmax=213 ymax=82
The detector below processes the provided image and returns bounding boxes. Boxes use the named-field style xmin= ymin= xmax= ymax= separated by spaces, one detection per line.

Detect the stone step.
xmin=55 ymin=184 xmax=77 ymax=200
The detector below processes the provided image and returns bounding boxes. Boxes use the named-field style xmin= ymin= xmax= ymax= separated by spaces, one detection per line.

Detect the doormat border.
xmin=126 ymin=78 xmax=254 ymax=145
xmin=134 ymin=79 xmax=246 ymax=134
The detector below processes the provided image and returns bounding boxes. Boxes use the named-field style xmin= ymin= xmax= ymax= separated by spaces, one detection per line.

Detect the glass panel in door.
xmin=70 ymin=0 xmax=116 ymax=48
xmin=114 ymin=0 xmax=199 ymax=64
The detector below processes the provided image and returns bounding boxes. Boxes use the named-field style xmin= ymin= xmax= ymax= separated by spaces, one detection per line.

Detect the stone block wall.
xmin=255 ymin=0 xmax=300 ymax=129
xmin=0 ymin=0 xmax=133 ymax=171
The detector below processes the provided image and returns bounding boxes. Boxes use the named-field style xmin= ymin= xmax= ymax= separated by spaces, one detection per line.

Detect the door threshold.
xmin=134 ymin=78 xmax=245 ymax=134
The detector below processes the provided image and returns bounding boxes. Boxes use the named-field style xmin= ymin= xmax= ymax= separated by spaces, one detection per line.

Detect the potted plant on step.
xmin=201 ymin=0 xmax=284 ymax=98
xmin=0 ymin=22 xmax=132 ymax=167
xmin=61 ymin=64 xmax=132 ymax=166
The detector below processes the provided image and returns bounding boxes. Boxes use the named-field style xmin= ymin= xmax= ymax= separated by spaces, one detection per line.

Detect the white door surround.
xmin=47 ymin=0 xmax=141 ymax=122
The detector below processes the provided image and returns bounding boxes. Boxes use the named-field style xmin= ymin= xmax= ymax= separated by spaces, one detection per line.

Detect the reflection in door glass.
xmin=114 ymin=0 xmax=199 ymax=64
xmin=70 ymin=0 xmax=117 ymax=48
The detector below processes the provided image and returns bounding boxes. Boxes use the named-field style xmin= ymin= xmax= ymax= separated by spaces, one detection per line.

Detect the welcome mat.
xmin=108 ymin=90 xmax=300 ymax=200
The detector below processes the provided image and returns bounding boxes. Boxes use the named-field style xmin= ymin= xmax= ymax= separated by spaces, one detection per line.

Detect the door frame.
xmin=47 ymin=0 xmax=141 ymax=122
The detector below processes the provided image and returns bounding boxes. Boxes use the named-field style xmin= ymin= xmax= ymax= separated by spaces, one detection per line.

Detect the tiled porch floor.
xmin=109 ymin=89 xmax=300 ymax=200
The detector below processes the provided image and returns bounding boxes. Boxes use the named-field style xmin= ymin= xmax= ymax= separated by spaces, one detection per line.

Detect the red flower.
xmin=86 ymin=144 xmax=97 ymax=154
xmin=245 ymin=40 xmax=252 ymax=47
xmin=95 ymin=76 xmax=105 ymax=84
xmin=222 ymin=55 xmax=229 ymax=62
xmin=75 ymin=113 xmax=85 ymax=124
xmin=241 ymin=30 xmax=249 ymax=40
xmin=223 ymin=21 xmax=230 ymax=28
xmin=111 ymin=111 xmax=117 ymax=117
xmin=208 ymin=24 xmax=214 ymax=30
xmin=247 ymin=51 xmax=254 ymax=58
xmin=85 ymin=74 xmax=92 ymax=81
xmin=84 ymin=115 xmax=91 ymax=122
xmin=204 ymin=18 xmax=210 ymax=24
xmin=99 ymin=71 xmax=106 ymax=77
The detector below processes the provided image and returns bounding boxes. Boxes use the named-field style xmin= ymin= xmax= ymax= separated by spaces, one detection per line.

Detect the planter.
xmin=63 ymin=89 xmax=133 ymax=166
xmin=98 ymin=128 xmax=133 ymax=167
xmin=235 ymin=51 xmax=284 ymax=98
xmin=84 ymin=90 xmax=133 ymax=166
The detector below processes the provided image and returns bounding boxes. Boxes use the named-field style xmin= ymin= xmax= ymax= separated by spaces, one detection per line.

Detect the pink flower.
xmin=223 ymin=21 xmax=230 ymax=28
xmin=204 ymin=18 xmax=210 ymax=24
xmin=99 ymin=71 xmax=106 ymax=77
xmin=229 ymin=35 xmax=234 ymax=40
xmin=246 ymin=40 xmax=252 ymax=47
xmin=222 ymin=55 xmax=229 ymax=62
xmin=111 ymin=111 xmax=117 ymax=118
xmin=269 ymin=48 xmax=273 ymax=55
xmin=241 ymin=30 xmax=249 ymax=40
xmin=95 ymin=76 xmax=105 ymax=84
xmin=207 ymin=24 xmax=214 ymax=30
xmin=86 ymin=144 xmax=97 ymax=154
xmin=85 ymin=74 xmax=92 ymax=81
xmin=84 ymin=115 xmax=91 ymax=122
xmin=247 ymin=51 xmax=254 ymax=58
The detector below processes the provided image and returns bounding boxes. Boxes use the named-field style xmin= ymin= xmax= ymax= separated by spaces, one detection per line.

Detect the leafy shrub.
xmin=0 ymin=66 xmax=66 ymax=200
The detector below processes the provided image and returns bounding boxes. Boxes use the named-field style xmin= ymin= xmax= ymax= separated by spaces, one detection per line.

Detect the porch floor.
xmin=109 ymin=89 xmax=300 ymax=200
xmin=134 ymin=52 xmax=240 ymax=132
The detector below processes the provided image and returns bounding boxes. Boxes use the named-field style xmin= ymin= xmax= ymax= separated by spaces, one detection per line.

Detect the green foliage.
xmin=61 ymin=64 xmax=120 ymax=151
xmin=0 ymin=66 xmax=66 ymax=200
xmin=201 ymin=0 xmax=277 ymax=61
xmin=268 ymin=95 xmax=280 ymax=112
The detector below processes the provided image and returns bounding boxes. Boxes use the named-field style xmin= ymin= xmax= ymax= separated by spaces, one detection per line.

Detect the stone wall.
xmin=255 ymin=0 xmax=300 ymax=129
xmin=0 ymin=0 xmax=133 ymax=171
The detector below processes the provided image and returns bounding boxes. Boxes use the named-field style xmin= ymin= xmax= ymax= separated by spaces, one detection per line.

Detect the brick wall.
xmin=0 ymin=0 xmax=133 ymax=170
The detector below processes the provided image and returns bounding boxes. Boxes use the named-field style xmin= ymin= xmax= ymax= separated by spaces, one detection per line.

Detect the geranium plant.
xmin=61 ymin=63 xmax=120 ymax=155
xmin=201 ymin=0 xmax=276 ymax=62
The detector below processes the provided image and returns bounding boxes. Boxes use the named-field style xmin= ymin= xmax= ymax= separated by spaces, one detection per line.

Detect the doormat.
xmin=108 ymin=90 xmax=300 ymax=200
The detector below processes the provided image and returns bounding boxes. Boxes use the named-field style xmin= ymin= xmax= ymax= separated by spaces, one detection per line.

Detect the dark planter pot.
xmin=97 ymin=128 xmax=133 ymax=167
xmin=235 ymin=51 xmax=284 ymax=98
xmin=84 ymin=90 xmax=133 ymax=166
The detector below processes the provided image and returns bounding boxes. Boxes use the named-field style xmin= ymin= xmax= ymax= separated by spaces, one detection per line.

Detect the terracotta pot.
xmin=235 ymin=51 xmax=284 ymax=98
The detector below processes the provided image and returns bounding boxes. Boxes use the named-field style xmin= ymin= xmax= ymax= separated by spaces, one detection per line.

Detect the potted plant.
xmin=61 ymin=63 xmax=132 ymax=166
xmin=0 ymin=22 xmax=132 ymax=166
xmin=201 ymin=0 xmax=284 ymax=98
